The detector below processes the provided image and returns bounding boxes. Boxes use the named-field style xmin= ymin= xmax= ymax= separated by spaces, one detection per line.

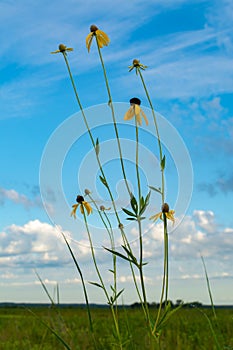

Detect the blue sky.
xmin=0 ymin=0 xmax=233 ymax=305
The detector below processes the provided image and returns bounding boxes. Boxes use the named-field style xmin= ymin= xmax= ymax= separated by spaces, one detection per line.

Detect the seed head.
xmin=130 ymin=97 xmax=141 ymax=105
xmin=162 ymin=203 xmax=170 ymax=213
xmin=90 ymin=24 xmax=98 ymax=32
xmin=76 ymin=195 xmax=84 ymax=203
xmin=58 ymin=44 xmax=67 ymax=52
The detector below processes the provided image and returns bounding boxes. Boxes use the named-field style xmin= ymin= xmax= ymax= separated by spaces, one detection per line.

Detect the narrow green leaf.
xmin=88 ymin=281 xmax=104 ymax=289
xmin=110 ymin=285 xmax=116 ymax=293
xmin=130 ymin=196 xmax=138 ymax=215
xmin=104 ymin=247 xmax=136 ymax=265
xmin=27 ymin=309 xmax=72 ymax=350
xmin=157 ymin=302 xmax=183 ymax=334
xmin=139 ymin=191 xmax=151 ymax=216
xmin=122 ymin=207 xmax=136 ymax=217
xmin=99 ymin=175 xmax=108 ymax=188
xmin=161 ymin=155 xmax=166 ymax=170
xmin=121 ymin=245 xmax=138 ymax=265
xmin=95 ymin=138 xmax=100 ymax=156
xmin=145 ymin=191 xmax=151 ymax=206
xmin=149 ymin=186 xmax=162 ymax=194
xmin=115 ymin=289 xmax=124 ymax=301
xmin=140 ymin=196 xmax=145 ymax=210
xmin=126 ymin=217 xmax=137 ymax=221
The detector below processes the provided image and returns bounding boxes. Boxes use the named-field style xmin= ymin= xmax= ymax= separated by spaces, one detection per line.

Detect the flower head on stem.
xmin=100 ymin=205 xmax=111 ymax=211
xmin=86 ymin=25 xmax=110 ymax=52
xmin=129 ymin=59 xmax=148 ymax=74
xmin=51 ymin=44 xmax=73 ymax=55
xmin=124 ymin=97 xmax=148 ymax=126
xmin=71 ymin=195 xmax=92 ymax=218
xmin=150 ymin=203 xmax=175 ymax=224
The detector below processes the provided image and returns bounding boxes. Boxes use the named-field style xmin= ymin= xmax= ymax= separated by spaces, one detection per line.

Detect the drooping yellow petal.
xmin=124 ymin=106 xmax=135 ymax=121
xmin=149 ymin=212 xmax=162 ymax=222
xmin=96 ymin=30 xmax=110 ymax=46
xmin=141 ymin=109 xmax=149 ymax=126
xmin=70 ymin=204 xmax=79 ymax=219
xmin=86 ymin=32 xmax=94 ymax=52
xmin=84 ymin=201 xmax=93 ymax=215
xmin=165 ymin=210 xmax=175 ymax=223
xmin=96 ymin=36 xmax=104 ymax=48
xmin=134 ymin=104 xmax=142 ymax=125
xmin=51 ymin=50 xmax=61 ymax=54
xmin=80 ymin=204 xmax=84 ymax=214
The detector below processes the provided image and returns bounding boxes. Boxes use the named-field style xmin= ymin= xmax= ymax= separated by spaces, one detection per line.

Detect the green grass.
xmin=0 ymin=306 xmax=232 ymax=349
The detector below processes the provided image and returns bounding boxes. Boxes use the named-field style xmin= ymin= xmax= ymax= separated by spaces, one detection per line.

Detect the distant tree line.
xmin=130 ymin=299 xmax=203 ymax=309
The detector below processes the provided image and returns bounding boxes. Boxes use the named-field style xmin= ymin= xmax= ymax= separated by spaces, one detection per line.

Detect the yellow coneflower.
xmin=51 ymin=44 xmax=73 ymax=55
xmin=86 ymin=25 xmax=110 ymax=52
xmin=71 ymin=195 xmax=92 ymax=218
xmin=124 ymin=97 xmax=148 ymax=126
xmin=128 ymin=59 xmax=148 ymax=73
xmin=150 ymin=203 xmax=175 ymax=224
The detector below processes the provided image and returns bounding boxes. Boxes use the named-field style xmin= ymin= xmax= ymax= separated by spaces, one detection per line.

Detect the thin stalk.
xmin=95 ymin=38 xmax=132 ymax=197
xmin=201 ymin=255 xmax=217 ymax=320
xmin=119 ymin=225 xmax=146 ymax=316
xmin=60 ymin=231 xmax=94 ymax=333
xmin=135 ymin=119 xmax=141 ymax=202
xmin=87 ymin=193 xmax=118 ymax=317
xmin=62 ymin=53 xmax=95 ymax=146
xmin=138 ymin=218 xmax=151 ymax=329
xmin=137 ymin=69 xmax=165 ymax=204
xmin=26 ymin=308 xmax=72 ymax=350
xmin=60 ymin=52 xmax=124 ymax=227
xmin=135 ymin=118 xmax=150 ymax=326
xmin=193 ymin=307 xmax=222 ymax=350
xmin=164 ymin=215 xmax=169 ymax=304
xmin=152 ymin=214 xmax=169 ymax=335
xmin=103 ymin=211 xmax=117 ymax=310
xmin=82 ymin=206 xmax=123 ymax=349
xmin=61 ymin=53 xmax=137 ymax=286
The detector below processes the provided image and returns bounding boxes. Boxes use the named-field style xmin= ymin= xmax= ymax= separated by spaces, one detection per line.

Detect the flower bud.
xmin=84 ymin=189 xmax=91 ymax=195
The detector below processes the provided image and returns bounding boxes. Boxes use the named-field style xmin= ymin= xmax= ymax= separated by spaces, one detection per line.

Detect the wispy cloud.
xmin=0 ymin=187 xmax=42 ymax=209
xmin=198 ymin=172 xmax=233 ymax=196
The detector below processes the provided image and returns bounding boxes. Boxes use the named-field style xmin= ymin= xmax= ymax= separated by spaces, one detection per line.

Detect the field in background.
xmin=0 ymin=306 xmax=232 ymax=349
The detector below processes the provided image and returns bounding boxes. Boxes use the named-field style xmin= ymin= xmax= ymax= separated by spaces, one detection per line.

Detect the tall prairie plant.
xmin=50 ymin=25 xmax=182 ymax=349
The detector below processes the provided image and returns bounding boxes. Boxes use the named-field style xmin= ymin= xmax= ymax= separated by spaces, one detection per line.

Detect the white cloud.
xmin=0 ymin=220 xmax=70 ymax=266
xmin=124 ymin=210 xmax=233 ymax=269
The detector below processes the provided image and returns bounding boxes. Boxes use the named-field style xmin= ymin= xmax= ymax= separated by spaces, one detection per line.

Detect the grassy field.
xmin=0 ymin=306 xmax=232 ymax=349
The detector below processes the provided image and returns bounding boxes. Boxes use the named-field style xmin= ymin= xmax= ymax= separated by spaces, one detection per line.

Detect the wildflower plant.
xmin=41 ymin=24 xmax=195 ymax=349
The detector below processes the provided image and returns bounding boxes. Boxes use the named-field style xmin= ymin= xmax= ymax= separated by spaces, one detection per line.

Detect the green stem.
xmin=135 ymin=118 xmax=150 ymax=326
xmin=135 ymin=119 xmax=141 ymax=203
xmin=138 ymin=218 xmax=151 ymax=329
xmin=138 ymin=69 xmax=165 ymax=203
xmin=201 ymin=255 xmax=217 ymax=320
xmin=152 ymin=214 xmax=169 ymax=335
xmin=87 ymin=194 xmax=118 ymax=317
xmin=95 ymin=38 xmax=132 ymax=197
xmin=60 ymin=52 xmax=123 ymax=228
xmin=82 ymin=206 xmax=122 ymax=348
xmin=60 ymin=231 xmax=94 ymax=333
xmin=62 ymin=53 xmax=95 ymax=146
